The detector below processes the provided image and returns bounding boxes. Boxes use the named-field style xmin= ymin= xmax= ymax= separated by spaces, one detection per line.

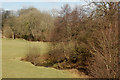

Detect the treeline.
xmin=51 ymin=2 xmax=119 ymax=78
xmin=2 ymin=2 xmax=120 ymax=78
xmin=1 ymin=8 xmax=54 ymax=41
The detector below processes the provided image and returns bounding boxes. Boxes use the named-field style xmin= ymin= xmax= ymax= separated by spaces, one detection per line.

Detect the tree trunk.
xmin=12 ymin=31 xmax=15 ymax=39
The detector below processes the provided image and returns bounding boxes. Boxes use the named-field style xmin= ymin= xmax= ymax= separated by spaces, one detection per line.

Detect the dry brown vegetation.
xmin=1 ymin=2 xmax=120 ymax=78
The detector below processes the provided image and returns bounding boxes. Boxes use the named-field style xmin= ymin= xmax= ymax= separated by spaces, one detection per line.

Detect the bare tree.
xmin=87 ymin=2 xmax=119 ymax=78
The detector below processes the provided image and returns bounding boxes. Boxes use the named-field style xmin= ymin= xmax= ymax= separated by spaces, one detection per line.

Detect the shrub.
xmin=21 ymin=44 xmax=60 ymax=67
xmin=2 ymin=26 xmax=12 ymax=38
xmin=21 ymin=45 xmax=42 ymax=66
xmin=43 ymin=44 xmax=68 ymax=68
xmin=42 ymin=42 xmax=91 ymax=71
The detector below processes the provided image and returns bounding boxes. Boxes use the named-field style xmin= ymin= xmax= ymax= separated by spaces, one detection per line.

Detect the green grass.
xmin=2 ymin=38 xmax=79 ymax=78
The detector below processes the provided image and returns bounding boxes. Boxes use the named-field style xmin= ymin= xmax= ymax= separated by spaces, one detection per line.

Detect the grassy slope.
xmin=2 ymin=38 xmax=80 ymax=78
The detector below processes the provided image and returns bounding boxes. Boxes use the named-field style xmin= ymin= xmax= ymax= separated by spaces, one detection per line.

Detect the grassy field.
xmin=2 ymin=38 xmax=81 ymax=78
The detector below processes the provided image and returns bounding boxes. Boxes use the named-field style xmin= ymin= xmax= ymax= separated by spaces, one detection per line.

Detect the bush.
xmin=21 ymin=44 xmax=62 ymax=67
xmin=2 ymin=26 xmax=12 ymax=38
xmin=20 ymin=45 xmax=38 ymax=65
xmin=41 ymin=42 xmax=91 ymax=70
xmin=21 ymin=45 xmax=43 ymax=66
xmin=43 ymin=44 xmax=68 ymax=68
